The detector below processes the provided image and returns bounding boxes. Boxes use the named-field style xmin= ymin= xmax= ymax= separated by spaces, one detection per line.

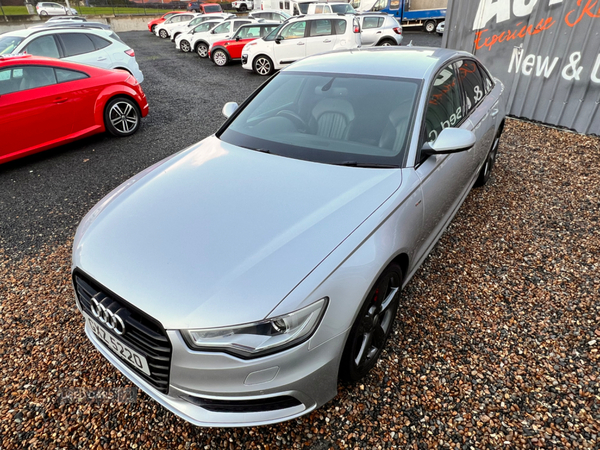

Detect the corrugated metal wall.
xmin=443 ymin=0 xmax=600 ymax=135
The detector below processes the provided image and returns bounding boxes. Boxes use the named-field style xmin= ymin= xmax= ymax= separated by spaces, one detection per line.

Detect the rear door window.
xmin=310 ymin=19 xmax=333 ymax=37
xmin=59 ymin=33 xmax=97 ymax=57
xmin=456 ymin=59 xmax=486 ymax=114
xmin=87 ymin=33 xmax=111 ymax=50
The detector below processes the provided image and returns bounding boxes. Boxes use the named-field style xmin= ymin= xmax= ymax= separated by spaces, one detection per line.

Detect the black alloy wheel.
xmin=339 ymin=264 xmax=403 ymax=381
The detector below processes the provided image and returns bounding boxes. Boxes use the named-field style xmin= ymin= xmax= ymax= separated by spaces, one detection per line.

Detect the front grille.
xmin=184 ymin=395 xmax=302 ymax=413
xmin=74 ymin=271 xmax=172 ymax=394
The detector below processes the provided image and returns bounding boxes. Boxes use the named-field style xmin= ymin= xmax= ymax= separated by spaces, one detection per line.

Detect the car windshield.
xmin=204 ymin=5 xmax=221 ymax=12
xmin=219 ymin=72 xmax=421 ymax=167
xmin=0 ymin=36 xmax=24 ymax=55
xmin=331 ymin=4 xmax=356 ymax=13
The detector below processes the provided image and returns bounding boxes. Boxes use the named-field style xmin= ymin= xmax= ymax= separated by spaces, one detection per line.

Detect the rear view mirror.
xmin=222 ymin=102 xmax=239 ymax=119
xmin=421 ymin=128 xmax=476 ymax=156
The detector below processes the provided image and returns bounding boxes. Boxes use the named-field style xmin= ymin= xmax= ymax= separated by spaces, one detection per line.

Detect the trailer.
xmin=354 ymin=0 xmax=446 ymax=32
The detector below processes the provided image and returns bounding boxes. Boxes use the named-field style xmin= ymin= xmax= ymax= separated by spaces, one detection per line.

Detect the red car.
xmin=0 ymin=54 xmax=149 ymax=165
xmin=209 ymin=23 xmax=279 ymax=66
xmin=147 ymin=11 xmax=184 ymax=33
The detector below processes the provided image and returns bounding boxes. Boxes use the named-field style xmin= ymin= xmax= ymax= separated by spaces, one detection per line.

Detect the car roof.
xmin=286 ymin=47 xmax=473 ymax=80
xmin=3 ymin=27 xmax=115 ymax=38
xmin=0 ymin=53 xmax=106 ymax=72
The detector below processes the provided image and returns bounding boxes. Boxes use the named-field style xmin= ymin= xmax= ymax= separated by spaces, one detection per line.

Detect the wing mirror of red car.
xmin=421 ymin=128 xmax=476 ymax=156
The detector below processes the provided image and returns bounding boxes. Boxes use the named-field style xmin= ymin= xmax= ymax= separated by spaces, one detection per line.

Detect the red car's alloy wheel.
xmin=105 ymin=98 xmax=140 ymax=137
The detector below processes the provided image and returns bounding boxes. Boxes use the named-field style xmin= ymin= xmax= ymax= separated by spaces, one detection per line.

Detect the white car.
xmin=231 ymin=0 xmax=253 ymax=11
xmin=175 ymin=19 xmax=223 ymax=53
xmin=189 ymin=17 xmax=257 ymax=58
xmin=248 ymin=10 xmax=290 ymax=23
xmin=0 ymin=28 xmax=144 ymax=83
xmin=155 ymin=13 xmax=199 ymax=39
xmin=169 ymin=13 xmax=234 ymax=42
xmin=242 ymin=14 xmax=361 ymax=75
xmin=437 ymin=21 xmax=445 ymax=36
xmin=36 ymin=2 xmax=77 ymax=15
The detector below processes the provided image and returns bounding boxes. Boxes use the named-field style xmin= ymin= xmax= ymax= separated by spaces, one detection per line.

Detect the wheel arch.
xmin=94 ymin=88 xmax=141 ymax=131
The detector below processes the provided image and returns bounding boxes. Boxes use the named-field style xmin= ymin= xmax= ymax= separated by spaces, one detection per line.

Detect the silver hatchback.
xmin=73 ymin=47 xmax=505 ymax=427
xmin=358 ymin=12 xmax=403 ymax=46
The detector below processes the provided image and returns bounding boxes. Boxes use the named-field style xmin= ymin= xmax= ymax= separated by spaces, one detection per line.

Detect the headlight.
xmin=182 ymin=298 xmax=327 ymax=358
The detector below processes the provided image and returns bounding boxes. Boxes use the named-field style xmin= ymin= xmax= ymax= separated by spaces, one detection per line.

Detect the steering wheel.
xmin=276 ymin=110 xmax=307 ymax=132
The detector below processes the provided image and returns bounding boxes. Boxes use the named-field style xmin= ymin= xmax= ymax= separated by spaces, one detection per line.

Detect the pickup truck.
xmin=231 ymin=0 xmax=254 ymax=11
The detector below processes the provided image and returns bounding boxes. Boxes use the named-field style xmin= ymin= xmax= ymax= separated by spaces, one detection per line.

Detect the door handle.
xmin=323 ymin=39 xmax=332 ymax=43
xmin=97 ymin=57 xmax=107 ymax=61
xmin=376 ymin=31 xmax=381 ymax=34
xmin=54 ymin=97 xmax=68 ymax=104
xmin=297 ymin=42 xmax=305 ymax=45
xmin=490 ymin=109 xmax=499 ymax=117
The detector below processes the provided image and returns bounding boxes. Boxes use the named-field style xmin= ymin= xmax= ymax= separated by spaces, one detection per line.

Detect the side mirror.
xmin=222 ymin=102 xmax=239 ymax=119
xmin=421 ymin=128 xmax=476 ymax=156
xmin=236 ymin=36 xmax=240 ymax=41
xmin=275 ymin=36 xmax=282 ymax=44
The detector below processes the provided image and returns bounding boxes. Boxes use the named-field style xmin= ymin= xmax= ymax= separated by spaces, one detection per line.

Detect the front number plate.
xmin=86 ymin=314 xmax=151 ymax=376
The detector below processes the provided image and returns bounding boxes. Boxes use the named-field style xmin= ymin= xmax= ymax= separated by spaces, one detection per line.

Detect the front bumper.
xmin=83 ymin=314 xmax=342 ymax=427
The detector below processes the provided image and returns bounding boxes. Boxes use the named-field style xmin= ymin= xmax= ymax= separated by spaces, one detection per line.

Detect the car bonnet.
xmin=73 ymin=136 xmax=402 ymax=330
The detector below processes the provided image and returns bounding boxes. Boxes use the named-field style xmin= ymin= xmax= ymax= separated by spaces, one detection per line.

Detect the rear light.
xmin=125 ymin=49 xmax=135 ymax=57
xmin=393 ymin=27 xmax=401 ymax=34
xmin=354 ymin=25 xmax=360 ymax=33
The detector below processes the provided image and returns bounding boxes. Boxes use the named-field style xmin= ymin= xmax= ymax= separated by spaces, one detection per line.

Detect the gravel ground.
xmin=2 ymin=31 xmax=599 ymax=449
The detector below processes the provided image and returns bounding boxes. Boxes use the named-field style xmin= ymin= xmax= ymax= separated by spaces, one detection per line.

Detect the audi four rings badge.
xmin=91 ymin=297 xmax=126 ymax=335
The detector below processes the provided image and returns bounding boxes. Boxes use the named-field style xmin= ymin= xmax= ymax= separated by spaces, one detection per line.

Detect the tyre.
xmin=40 ymin=10 xmax=48 ymax=15
xmin=151 ymin=24 xmax=156 ymax=33
xmin=104 ymin=97 xmax=141 ymax=137
xmin=196 ymin=42 xmax=209 ymax=58
xmin=424 ymin=20 xmax=436 ymax=33
xmin=159 ymin=29 xmax=168 ymax=39
xmin=378 ymin=38 xmax=396 ymax=46
xmin=212 ymin=49 xmax=229 ymax=66
xmin=253 ymin=55 xmax=273 ymax=76
xmin=475 ymin=124 xmax=503 ymax=187
xmin=180 ymin=40 xmax=191 ymax=53
xmin=240 ymin=4 xmax=248 ymax=11
xmin=339 ymin=263 xmax=403 ymax=382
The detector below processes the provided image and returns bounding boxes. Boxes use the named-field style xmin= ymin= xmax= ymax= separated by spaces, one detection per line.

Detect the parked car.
xmin=190 ymin=17 xmax=256 ymax=58
xmin=357 ymin=12 xmax=402 ymax=46
xmin=242 ymin=14 xmax=361 ymax=75
xmin=0 ymin=28 xmax=144 ymax=82
xmin=147 ymin=11 xmax=184 ymax=34
xmin=231 ymin=0 xmax=253 ymax=11
xmin=72 ymin=46 xmax=505 ymax=428
xmin=209 ymin=22 xmax=280 ymax=66
xmin=46 ymin=15 xmax=86 ymax=22
xmin=248 ymin=10 xmax=290 ymax=23
xmin=170 ymin=13 xmax=234 ymax=42
xmin=36 ymin=2 xmax=77 ymax=16
xmin=187 ymin=2 xmax=223 ymax=13
xmin=154 ymin=13 xmax=199 ymax=39
xmin=436 ymin=20 xmax=444 ymax=36
xmin=174 ymin=19 xmax=222 ymax=52
xmin=29 ymin=21 xmax=113 ymax=31
xmin=0 ymin=54 xmax=148 ymax=165
xmin=306 ymin=2 xmax=356 ymax=14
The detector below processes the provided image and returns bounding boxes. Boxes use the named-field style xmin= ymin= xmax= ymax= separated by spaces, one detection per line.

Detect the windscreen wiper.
xmin=334 ymin=161 xmax=399 ymax=168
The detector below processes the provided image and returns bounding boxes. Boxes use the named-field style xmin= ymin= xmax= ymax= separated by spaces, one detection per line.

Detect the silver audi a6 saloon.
xmin=72 ymin=47 xmax=506 ymax=427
